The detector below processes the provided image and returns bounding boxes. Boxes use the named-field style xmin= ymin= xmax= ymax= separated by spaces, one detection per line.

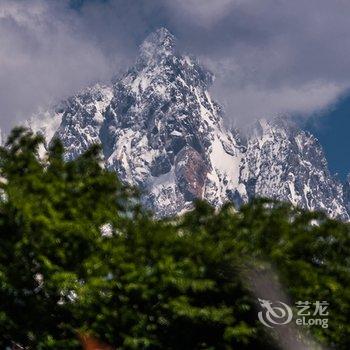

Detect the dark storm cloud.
xmin=1 ymin=0 xmax=350 ymax=132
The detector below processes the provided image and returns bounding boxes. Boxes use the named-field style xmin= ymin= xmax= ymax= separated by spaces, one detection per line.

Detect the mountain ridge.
xmin=28 ymin=28 xmax=350 ymax=220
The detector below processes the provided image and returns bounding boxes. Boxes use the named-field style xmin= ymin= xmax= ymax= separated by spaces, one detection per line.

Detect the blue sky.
xmin=305 ymin=95 xmax=350 ymax=181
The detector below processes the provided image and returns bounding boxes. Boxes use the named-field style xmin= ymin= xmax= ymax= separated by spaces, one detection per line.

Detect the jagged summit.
xmin=247 ymin=116 xmax=301 ymax=139
xmin=133 ymin=27 xmax=213 ymax=91
xmin=139 ymin=27 xmax=176 ymax=62
xmin=29 ymin=29 xmax=350 ymax=220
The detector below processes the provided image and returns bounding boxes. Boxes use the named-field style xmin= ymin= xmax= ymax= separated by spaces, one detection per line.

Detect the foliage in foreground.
xmin=0 ymin=128 xmax=350 ymax=349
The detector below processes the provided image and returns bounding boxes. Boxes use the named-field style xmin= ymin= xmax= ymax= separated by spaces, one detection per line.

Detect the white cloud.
xmin=213 ymin=81 xmax=344 ymax=127
xmin=167 ymin=0 xmax=237 ymax=26
xmin=0 ymin=0 xmax=117 ymax=132
xmin=1 ymin=0 xmax=350 ymax=131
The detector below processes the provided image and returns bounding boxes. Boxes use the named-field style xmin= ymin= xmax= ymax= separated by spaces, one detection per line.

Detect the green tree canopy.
xmin=0 ymin=128 xmax=349 ymax=349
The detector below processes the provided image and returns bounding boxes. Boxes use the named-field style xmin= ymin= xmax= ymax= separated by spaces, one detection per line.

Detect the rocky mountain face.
xmin=241 ymin=118 xmax=348 ymax=220
xmin=29 ymin=28 xmax=349 ymax=220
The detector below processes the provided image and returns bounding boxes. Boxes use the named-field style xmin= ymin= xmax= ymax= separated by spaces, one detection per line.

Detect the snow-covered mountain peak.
xmin=248 ymin=116 xmax=297 ymax=137
xmin=131 ymin=29 xmax=213 ymax=96
xmin=240 ymin=116 xmax=349 ymax=220
xmin=28 ymin=28 xmax=350 ymax=220
xmin=98 ymin=28 xmax=243 ymax=215
xmin=139 ymin=27 xmax=176 ymax=62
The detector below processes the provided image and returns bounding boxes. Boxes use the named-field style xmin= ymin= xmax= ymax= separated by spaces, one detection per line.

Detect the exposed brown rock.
xmin=175 ymin=146 xmax=208 ymax=201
